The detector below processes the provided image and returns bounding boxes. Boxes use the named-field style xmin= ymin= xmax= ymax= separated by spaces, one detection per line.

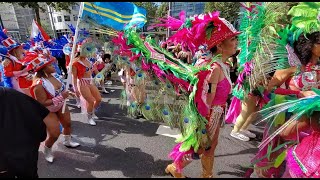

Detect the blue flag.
xmin=81 ymin=2 xmax=147 ymax=31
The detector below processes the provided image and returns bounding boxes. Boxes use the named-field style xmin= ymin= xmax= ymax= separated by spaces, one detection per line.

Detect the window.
xmin=64 ymin=15 xmax=70 ymax=22
xmin=195 ymin=4 xmax=204 ymax=12
xmin=57 ymin=16 xmax=62 ymax=22
xmin=72 ymin=5 xmax=79 ymax=11
xmin=73 ymin=14 xmax=77 ymax=21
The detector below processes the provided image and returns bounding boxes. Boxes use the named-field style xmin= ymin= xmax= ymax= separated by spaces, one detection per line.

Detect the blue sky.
xmin=155 ymin=2 xmax=161 ymax=6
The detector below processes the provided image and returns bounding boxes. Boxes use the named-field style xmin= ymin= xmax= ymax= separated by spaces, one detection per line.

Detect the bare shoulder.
xmin=210 ymin=63 xmax=223 ymax=73
xmin=33 ymin=81 xmax=43 ymax=90
xmin=72 ymin=58 xmax=79 ymax=65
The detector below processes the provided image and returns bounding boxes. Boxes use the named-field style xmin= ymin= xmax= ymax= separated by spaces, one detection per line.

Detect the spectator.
xmin=56 ymin=53 xmax=68 ymax=79
xmin=0 ymin=87 xmax=50 ymax=178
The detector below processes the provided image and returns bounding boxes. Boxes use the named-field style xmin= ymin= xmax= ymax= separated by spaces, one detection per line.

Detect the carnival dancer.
xmin=72 ymin=40 xmax=102 ymax=126
xmin=0 ymin=31 xmax=33 ymax=95
xmin=225 ymin=2 xmax=293 ymax=142
xmin=28 ymin=53 xmax=80 ymax=163
xmin=276 ymin=30 xmax=320 ymax=178
xmin=93 ymin=53 xmax=112 ymax=94
xmin=165 ymin=16 xmax=240 ymax=178
xmin=249 ymin=2 xmax=320 ymax=177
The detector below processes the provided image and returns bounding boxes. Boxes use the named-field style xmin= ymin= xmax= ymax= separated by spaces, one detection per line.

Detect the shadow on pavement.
xmin=38 ymin=144 xmax=171 ymax=178
xmin=217 ymin=164 xmax=247 ymax=177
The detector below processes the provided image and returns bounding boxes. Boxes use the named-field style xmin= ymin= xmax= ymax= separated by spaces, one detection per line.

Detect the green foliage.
xmin=288 ymin=2 xmax=320 ymax=34
xmin=133 ymin=2 xmax=158 ymax=20
xmin=156 ymin=2 xmax=169 ymax=18
xmin=9 ymin=2 xmax=76 ymax=12
xmin=204 ymin=2 xmax=240 ymax=23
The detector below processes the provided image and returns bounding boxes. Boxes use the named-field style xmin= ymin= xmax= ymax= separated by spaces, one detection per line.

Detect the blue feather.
xmin=67 ymin=24 xmax=76 ymax=35
xmin=0 ymin=29 xmax=8 ymax=41
xmin=1 ymin=65 xmax=13 ymax=88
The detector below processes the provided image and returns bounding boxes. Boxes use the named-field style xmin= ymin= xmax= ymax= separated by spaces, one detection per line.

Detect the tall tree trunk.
xmin=34 ymin=7 xmax=41 ymax=26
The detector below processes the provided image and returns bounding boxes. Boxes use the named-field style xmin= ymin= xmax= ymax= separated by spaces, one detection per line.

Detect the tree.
xmin=5 ymin=2 xmax=76 ymax=26
xmin=41 ymin=21 xmax=54 ymax=37
xmin=204 ymin=2 xmax=240 ymax=24
xmin=156 ymin=2 xmax=169 ymax=18
xmin=279 ymin=2 xmax=299 ymax=25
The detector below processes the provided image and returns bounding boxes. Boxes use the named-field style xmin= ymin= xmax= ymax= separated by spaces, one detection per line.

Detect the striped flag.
xmin=81 ymin=2 xmax=147 ymax=31
xmin=30 ymin=20 xmax=50 ymax=41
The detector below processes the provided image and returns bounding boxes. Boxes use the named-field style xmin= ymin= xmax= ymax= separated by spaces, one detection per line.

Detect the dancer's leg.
xmin=57 ymin=106 xmax=80 ymax=148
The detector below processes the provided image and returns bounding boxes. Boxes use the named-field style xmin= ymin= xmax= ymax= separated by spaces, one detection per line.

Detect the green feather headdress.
xmin=288 ymin=2 xmax=320 ymax=35
xmin=233 ymin=2 xmax=289 ymax=99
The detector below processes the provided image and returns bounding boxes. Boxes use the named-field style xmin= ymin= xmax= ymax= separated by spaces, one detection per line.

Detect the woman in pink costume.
xmin=250 ymin=25 xmax=320 ymax=179
xmin=165 ymin=16 xmax=240 ymax=178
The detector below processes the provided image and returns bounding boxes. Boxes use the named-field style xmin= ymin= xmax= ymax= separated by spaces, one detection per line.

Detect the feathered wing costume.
xmin=248 ymin=2 xmax=320 ymax=178
xmin=113 ymin=11 xmax=241 ymax=174
xmin=225 ymin=2 xmax=289 ymax=124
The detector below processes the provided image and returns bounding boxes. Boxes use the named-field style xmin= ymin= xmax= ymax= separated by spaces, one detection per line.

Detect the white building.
xmin=48 ymin=2 xmax=90 ymax=38
xmin=0 ymin=2 xmax=103 ymax=41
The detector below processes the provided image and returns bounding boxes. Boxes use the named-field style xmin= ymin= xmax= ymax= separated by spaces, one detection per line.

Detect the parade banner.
xmin=82 ymin=2 xmax=147 ymax=31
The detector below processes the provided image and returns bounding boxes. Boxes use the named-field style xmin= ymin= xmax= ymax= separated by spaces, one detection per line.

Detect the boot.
xmin=92 ymin=111 xmax=99 ymax=120
xmin=102 ymin=87 xmax=109 ymax=94
xmin=87 ymin=112 xmax=96 ymax=126
xmin=165 ymin=160 xmax=191 ymax=178
xmin=62 ymin=135 xmax=80 ymax=148
xmin=75 ymin=98 xmax=81 ymax=109
xmin=165 ymin=163 xmax=186 ymax=178
xmin=44 ymin=145 xmax=54 ymax=163
xmin=200 ymin=155 xmax=214 ymax=178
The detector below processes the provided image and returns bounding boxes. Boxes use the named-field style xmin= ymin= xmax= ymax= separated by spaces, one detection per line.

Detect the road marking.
xmin=156 ymin=125 xmax=181 ymax=139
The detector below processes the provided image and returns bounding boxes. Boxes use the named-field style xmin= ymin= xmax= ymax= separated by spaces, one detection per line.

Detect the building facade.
xmin=13 ymin=4 xmax=37 ymax=42
xmin=48 ymin=3 xmax=88 ymax=38
xmin=0 ymin=2 xmax=112 ymax=41
xmin=171 ymin=2 xmax=205 ymax=18
xmin=0 ymin=3 xmax=21 ymax=41
xmin=0 ymin=3 xmax=53 ymax=42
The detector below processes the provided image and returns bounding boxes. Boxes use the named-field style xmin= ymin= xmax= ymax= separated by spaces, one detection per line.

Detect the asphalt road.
xmin=37 ymin=79 xmax=264 ymax=178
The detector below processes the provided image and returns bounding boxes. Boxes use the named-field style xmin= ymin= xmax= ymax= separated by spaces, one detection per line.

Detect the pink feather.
xmin=168 ymin=143 xmax=194 ymax=173
xmin=141 ymin=58 xmax=151 ymax=71
xmin=286 ymin=147 xmax=304 ymax=177
xmin=194 ymin=70 xmax=212 ymax=117
xmin=151 ymin=64 xmax=166 ymax=82
xmin=225 ymin=97 xmax=242 ymax=124
xmin=167 ymin=73 xmax=192 ymax=92
xmin=147 ymin=11 xmax=186 ymax=31
xmin=112 ymin=32 xmax=133 ymax=57
xmin=179 ymin=11 xmax=186 ymax=22
xmin=129 ymin=53 xmax=141 ymax=62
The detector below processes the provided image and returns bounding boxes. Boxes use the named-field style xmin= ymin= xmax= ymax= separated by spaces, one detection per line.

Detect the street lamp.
xmin=0 ymin=15 xmax=4 ymax=29
xmin=47 ymin=5 xmax=57 ymax=39
xmin=166 ymin=2 xmax=171 ymax=40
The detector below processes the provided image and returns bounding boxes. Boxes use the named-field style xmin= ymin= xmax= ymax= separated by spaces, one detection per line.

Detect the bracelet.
xmin=73 ymin=85 xmax=78 ymax=92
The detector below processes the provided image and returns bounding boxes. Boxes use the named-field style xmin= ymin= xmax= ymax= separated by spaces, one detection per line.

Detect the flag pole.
xmin=62 ymin=2 xmax=84 ymax=113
